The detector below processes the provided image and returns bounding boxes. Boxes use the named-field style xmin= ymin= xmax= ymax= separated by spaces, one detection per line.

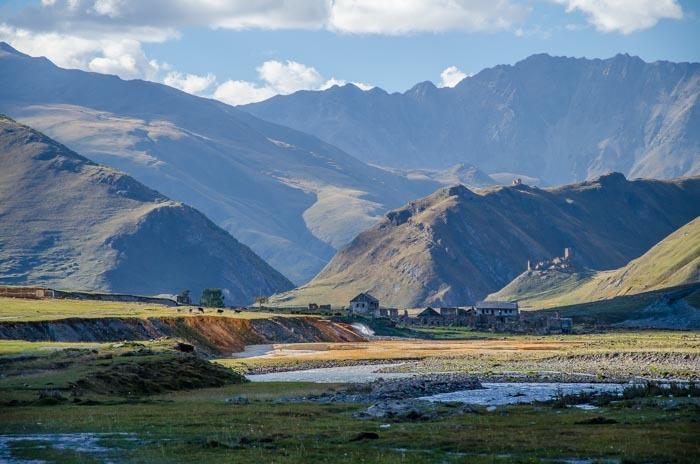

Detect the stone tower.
xmin=564 ymin=247 xmax=573 ymax=260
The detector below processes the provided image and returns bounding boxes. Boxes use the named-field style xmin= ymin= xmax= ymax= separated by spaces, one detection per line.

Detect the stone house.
xmin=475 ymin=301 xmax=519 ymax=319
xmin=415 ymin=307 xmax=443 ymax=325
xmin=378 ymin=307 xmax=399 ymax=319
xmin=440 ymin=307 xmax=474 ymax=325
xmin=348 ymin=292 xmax=379 ymax=315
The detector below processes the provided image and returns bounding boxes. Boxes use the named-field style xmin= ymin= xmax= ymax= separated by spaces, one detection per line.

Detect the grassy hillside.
xmin=0 ymin=296 xmax=289 ymax=322
xmin=273 ymin=175 xmax=700 ymax=308
xmin=531 ymin=285 xmax=700 ymax=328
xmin=490 ymin=217 xmax=700 ymax=308
xmin=0 ymin=116 xmax=293 ymax=303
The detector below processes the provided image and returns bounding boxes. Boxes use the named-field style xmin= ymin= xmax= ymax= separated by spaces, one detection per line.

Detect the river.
xmin=247 ymin=364 xmax=629 ymax=406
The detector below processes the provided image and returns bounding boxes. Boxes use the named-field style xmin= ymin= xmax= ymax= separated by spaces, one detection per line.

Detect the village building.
xmin=440 ymin=307 xmax=474 ymax=325
xmin=415 ymin=307 xmax=443 ymax=325
xmin=348 ymin=292 xmax=379 ymax=315
xmin=475 ymin=301 xmax=519 ymax=318
xmin=439 ymin=307 xmax=458 ymax=317
xmin=377 ymin=307 xmax=399 ymax=318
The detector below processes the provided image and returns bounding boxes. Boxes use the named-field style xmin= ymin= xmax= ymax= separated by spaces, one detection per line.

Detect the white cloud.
xmin=257 ymin=60 xmax=324 ymax=93
xmin=555 ymin=0 xmax=683 ymax=34
xmin=212 ymin=59 xmax=374 ymax=105
xmin=0 ymin=24 xmax=163 ymax=80
xmin=19 ymin=0 xmax=529 ymax=36
xmin=439 ymin=66 xmax=467 ymax=87
xmin=92 ymin=0 xmax=125 ymax=18
xmin=87 ymin=40 xmax=162 ymax=79
xmin=0 ymin=0 xmax=534 ymax=87
xmin=329 ymin=0 xmax=529 ymax=35
xmin=214 ymin=80 xmax=276 ymax=106
xmin=320 ymin=78 xmax=373 ymax=91
xmin=164 ymin=71 xmax=216 ymax=94
xmin=22 ymin=0 xmax=330 ymax=32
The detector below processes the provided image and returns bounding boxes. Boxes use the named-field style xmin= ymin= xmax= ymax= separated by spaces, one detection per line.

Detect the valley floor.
xmin=1 ymin=378 xmax=699 ymax=463
xmin=1 ymin=297 xmax=699 ymax=463
xmin=224 ymin=331 xmax=700 ymax=382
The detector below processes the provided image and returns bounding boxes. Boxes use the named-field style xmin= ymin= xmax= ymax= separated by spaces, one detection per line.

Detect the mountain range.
xmin=0 ymin=42 xmax=437 ymax=284
xmin=245 ymin=53 xmax=700 ymax=185
xmin=488 ymin=217 xmax=700 ymax=308
xmin=272 ymin=173 xmax=700 ymax=308
xmin=0 ymin=116 xmax=292 ymax=303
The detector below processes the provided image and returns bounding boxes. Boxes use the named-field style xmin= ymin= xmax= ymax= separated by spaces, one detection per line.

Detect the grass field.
xmin=2 ymin=378 xmax=699 ymax=463
xmin=1 ymin=332 xmax=699 ymax=462
xmin=0 ymin=296 xmax=298 ymax=322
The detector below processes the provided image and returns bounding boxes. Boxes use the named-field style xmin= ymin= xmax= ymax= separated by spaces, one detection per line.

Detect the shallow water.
xmin=0 ymin=433 xmax=137 ymax=463
xmin=421 ymin=382 xmax=627 ymax=406
xmin=231 ymin=344 xmax=274 ymax=358
xmin=247 ymin=364 xmax=629 ymax=405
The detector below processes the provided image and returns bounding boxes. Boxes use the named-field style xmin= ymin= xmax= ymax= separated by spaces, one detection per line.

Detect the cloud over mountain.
xmin=555 ymin=0 xmax=683 ymax=34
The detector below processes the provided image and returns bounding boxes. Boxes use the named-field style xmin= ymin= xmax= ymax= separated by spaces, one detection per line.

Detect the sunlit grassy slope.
xmin=490 ymin=217 xmax=700 ymax=308
xmin=0 ymin=297 xmax=294 ymax=322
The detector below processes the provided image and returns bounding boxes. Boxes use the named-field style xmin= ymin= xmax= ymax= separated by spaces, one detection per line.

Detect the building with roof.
xmin=415 ymin=307 xmax=443 ymax=325
xmin=377 ymin=307 xmax=399 ymax=319
xmin=475 ymin=301 xmax=519 ymax=317
xmin=348 ymin=292 xmax=379 ymax=315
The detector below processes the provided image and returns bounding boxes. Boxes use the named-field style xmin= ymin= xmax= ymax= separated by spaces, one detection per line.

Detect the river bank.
xmin=222 ymin=332 xmax=700 ymax=382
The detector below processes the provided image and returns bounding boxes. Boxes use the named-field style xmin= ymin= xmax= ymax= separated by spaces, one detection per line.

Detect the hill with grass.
xmin=489 ymin=217 xmax=700 ymax=308
xmin=0 ymin=42 xmax=437 ymax=284
xmin=0 ymin=116 xmax=292 ymax=304
xmin=271 ymin=174 xmax=700 ymax=308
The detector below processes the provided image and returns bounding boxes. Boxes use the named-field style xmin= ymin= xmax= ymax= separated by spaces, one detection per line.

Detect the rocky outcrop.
xmin=0 ymin=316 xmax=364 ymax=355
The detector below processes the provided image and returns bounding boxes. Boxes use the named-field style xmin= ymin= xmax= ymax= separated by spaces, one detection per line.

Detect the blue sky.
xmin=1 ymin=0 xmax=698 ymax=103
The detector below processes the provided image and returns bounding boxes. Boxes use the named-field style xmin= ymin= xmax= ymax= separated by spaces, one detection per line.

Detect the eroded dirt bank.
xmin=0 ymin=316 xmax=364 ymax=355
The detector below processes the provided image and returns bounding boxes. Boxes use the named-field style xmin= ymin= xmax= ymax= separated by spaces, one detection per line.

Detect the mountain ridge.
xmin=244 ymin=53 xmax=700 ymax=185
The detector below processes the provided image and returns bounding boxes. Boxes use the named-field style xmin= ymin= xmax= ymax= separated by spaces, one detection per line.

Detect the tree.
xmin=200 ymin=288 xmax=225 ymax=308
xmin=176 ymin=289 xmax=191 ymax=305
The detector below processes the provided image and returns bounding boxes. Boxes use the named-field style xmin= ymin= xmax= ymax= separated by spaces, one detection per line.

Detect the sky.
xmin=0 ymin=0 xmax=698 ymax=105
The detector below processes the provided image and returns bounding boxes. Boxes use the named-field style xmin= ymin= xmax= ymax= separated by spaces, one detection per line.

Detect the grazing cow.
xmin=217 ymin=309 xmax=224 ymax=314
xmin=197 ymin=307 xmax=204 ymax=313
xmin=234 ymin=309 xmax=241 ymax=313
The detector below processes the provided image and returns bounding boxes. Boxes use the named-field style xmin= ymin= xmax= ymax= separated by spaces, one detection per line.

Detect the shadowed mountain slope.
xmin=245 ymin=53 xmax=699 ymax=185
xmin=0 ymin=42 xmax=437 ymax=284
xmin=271 ymin=174 xmax=700 ymax=308
xmin=0 ymin=116 xmax=293 ymax=304
xmin=489 ymin=217 xmax=700 ymax=308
